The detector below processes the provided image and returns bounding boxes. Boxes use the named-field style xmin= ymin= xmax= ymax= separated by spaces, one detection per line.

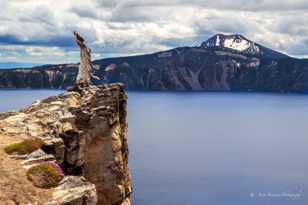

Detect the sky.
xmin=0 ymin=0 xmax=308 ymax=67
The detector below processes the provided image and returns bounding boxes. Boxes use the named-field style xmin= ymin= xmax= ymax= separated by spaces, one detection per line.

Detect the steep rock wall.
xmin=0 ymin=83 xmax=132 ymax=205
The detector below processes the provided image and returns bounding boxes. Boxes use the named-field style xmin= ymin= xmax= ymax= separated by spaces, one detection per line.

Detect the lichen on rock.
xmin=4 ymin=138 xmax=44 ymax=155
xmin=27 ymin=162 xmax=64 ymax=188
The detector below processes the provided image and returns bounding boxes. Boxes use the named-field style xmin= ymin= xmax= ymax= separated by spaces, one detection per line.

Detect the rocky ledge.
xmin=0 ymin=83 xmax=132 ymax=205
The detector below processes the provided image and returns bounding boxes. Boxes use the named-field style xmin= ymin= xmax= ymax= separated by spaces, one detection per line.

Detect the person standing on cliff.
xmin=74 ymin=31 xmax=100 ymax=87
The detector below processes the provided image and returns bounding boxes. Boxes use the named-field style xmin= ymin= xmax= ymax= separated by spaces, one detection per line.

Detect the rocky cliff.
xmin=1 ymin=34 xmax=308 ymax=92
xmin=0 ymin=83 xmax=132 ymax=205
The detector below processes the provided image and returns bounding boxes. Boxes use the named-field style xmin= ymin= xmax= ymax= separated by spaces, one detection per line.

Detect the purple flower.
xmin=43 ymin=161 xmax=65 ymax=176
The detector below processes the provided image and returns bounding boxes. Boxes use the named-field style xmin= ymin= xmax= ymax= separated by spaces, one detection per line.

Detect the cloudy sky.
xmin=0 ymin=0 xmax=308 ymax=66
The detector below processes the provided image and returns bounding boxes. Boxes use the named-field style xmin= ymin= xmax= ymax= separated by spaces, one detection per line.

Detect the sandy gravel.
xmin=0 ymin=134 xmax=52 ymax=205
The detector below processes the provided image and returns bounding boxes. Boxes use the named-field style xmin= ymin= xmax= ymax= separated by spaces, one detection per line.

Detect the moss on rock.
xmin=4 ymin=138 xmax=44 ymax=155
xmin=27 ymin=162 xmax=64 ymax=189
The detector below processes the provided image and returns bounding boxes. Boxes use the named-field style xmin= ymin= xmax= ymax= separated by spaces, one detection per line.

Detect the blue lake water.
xmin=1 ymin=90 xmax=308 ymax=205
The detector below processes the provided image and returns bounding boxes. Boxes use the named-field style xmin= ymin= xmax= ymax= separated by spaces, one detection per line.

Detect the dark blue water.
xmin=1 ymin=90 xmax=308 ymax=205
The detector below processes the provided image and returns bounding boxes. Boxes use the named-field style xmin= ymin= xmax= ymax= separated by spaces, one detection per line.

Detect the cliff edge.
xmin=0 ymin=83 xmax=132 ymax=205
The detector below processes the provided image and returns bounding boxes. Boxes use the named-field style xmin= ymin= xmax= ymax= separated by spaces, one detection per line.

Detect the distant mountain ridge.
xmin=0 ymin=62 xmax=41 ymax=69
xmin=1 ymin=34 xmax=308 ymax=92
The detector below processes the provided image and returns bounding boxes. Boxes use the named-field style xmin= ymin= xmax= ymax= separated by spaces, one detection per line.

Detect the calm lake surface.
xmin=1 ymin=90 xmax=308 ymax=205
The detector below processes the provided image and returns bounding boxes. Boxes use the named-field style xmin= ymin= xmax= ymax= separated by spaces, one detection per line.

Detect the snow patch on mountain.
xmin=223 ymin=37 xmax=250 ymax=51
xmin=216 ymin=35 xmax=220 ymax=46
xmin=201 ymin=34 xmax=260 ymax=55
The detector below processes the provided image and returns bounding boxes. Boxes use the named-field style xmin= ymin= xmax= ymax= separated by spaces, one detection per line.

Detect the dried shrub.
xmin=27 ymin=162 xmax=64 ymax=188
xmin=4 ymin=138 xmax=44 ymax=155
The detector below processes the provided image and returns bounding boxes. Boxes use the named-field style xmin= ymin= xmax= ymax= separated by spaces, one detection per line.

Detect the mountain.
xmin=201 ymin=34 xmax=289 ymax=59
xmin=1 ymin=34 xmax=308 ymax=92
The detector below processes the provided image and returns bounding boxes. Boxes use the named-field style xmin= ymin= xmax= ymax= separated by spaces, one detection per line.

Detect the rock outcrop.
xmin=1 ymin=34 xmax=308 ymax=92
xmin=0 ymin=83 xmax=132 ymax=205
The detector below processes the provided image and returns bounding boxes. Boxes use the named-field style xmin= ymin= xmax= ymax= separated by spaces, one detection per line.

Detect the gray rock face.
xmin=48 ymin=176 xmax=98 ymax=205
xmin=0 ymin=83 xmax=132 ymax=205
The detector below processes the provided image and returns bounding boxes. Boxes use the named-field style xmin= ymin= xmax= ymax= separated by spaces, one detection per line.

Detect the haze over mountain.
xmin=0 ymin=62 xmax=40 ymax=69
xmin=0 ymin=34 xmax=308 ymax=92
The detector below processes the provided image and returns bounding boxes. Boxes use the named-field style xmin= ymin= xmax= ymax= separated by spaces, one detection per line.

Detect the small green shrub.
xmin=120 ymin=92 xmax=128 ymax=100
xmin=4 ymin=138 xmax=44 ymax=155
xmin=27 ymin=162 xmax=64 ymax=188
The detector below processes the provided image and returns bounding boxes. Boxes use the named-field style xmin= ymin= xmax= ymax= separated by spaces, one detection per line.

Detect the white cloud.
xmin=0 ymin=0 xmax=308 ymax=64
